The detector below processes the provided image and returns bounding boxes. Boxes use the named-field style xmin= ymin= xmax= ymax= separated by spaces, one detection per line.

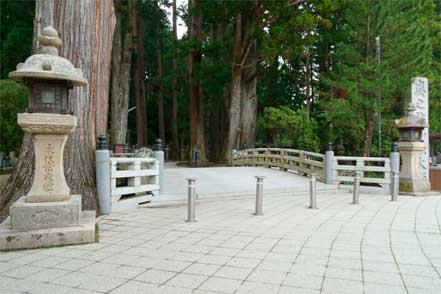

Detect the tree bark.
xmin=239 ymin=39 xmax=258 ymax=149
xmin=1 ymin=0 xmax=116 ymax=216
xmin=111 ymin=0 xmax=135 ymax=145
xmin=156 ymin=0 xmax=165 ymax=144
xmin=110 ymin=0 xmax=122 ymax=144
xmin=134 ymin=3 xmax=147 ymax=146
xmin=189 ymin=0 xmax=205 ymax=161
xmin=225 ymin=10 xmax=243 ymax=164
xmin=170 ymin=0 xmax=179 ymax=159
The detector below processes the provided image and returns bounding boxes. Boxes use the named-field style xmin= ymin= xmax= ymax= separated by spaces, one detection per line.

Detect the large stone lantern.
xmin=395 ymin=102 xmax=431 ymax=193
xmin=0 ymin=27 xmax=95 ymax=250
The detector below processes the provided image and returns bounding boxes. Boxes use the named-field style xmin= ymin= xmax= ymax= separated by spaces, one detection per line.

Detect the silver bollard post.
xmin=352 ymin=171 xmax=361 ymax=204
xmin=325 ymin=143 xmax=334 ymax=185
xmin=254 ymin=176 xmax=264 ymax=215
xmin=309 ymin=174 xmax=317 ymax=209
xmin=186 ymin=178 xmax=197 ymax=222
xmin=96 ymin=135 xmax=111 ymax=214
xmin=153 ymin=139 xmax=164 ymax=194
xmin=391 ymin=172 xmax=399 ymax=201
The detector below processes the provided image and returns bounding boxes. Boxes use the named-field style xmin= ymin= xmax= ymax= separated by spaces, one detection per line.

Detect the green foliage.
xmin=259 ymin=106 xmax=320 ymax=152
xmin=0 ymin=0 xmax=35 ymax=79
xmin=0 ymin=80 xmax=28 ymax=153
xmin=0 ymin=0 xmax=439 ymax=160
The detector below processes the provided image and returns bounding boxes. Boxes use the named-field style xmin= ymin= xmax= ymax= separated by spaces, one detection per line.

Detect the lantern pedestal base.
xmin=398 ymin=141 xmax=431 ymax=193
xmin=9 ymin=195 xmax=82 ymax=230
xmin=0 ymin=195 xmax=95 ymax=251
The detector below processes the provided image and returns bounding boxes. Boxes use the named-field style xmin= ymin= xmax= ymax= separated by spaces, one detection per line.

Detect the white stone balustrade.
xmin=109 ymin=157 xmax=160 ymax=212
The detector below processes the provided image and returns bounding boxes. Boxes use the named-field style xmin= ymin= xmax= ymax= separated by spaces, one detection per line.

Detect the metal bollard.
xmin=352 ymin=171 xmax=361 ymax=204
xmin=96 ymin=135 xmax=111 ymax=214
xmin=391 ymin=172 xmax=399 ymax=201
xmin=186 ymin=178 xmax=197 ymax=222
xmin=254 ymin=176 xmax=264 ymax=215
xmin=309 ymin=174 xmax=317 ymax=209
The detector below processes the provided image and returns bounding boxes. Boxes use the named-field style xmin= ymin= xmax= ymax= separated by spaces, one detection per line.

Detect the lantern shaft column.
xmin=18 ymin=113 xmax=76 ymax=202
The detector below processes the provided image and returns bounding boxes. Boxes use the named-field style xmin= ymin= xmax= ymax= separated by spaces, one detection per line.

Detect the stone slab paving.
xmin=0 ymin=192 xmax=441 ymax=294
xmin=157 ymin=166 xmax=337 ymax=202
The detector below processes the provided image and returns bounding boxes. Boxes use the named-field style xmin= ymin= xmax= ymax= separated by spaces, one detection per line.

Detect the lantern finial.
xmin=38 ymin=26 xmax=62 ymax=56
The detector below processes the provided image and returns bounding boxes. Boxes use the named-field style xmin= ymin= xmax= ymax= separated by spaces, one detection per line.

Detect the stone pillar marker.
xmin=411 ymin=77 xmax=429 ymax=182
xmin=0 ymin=27 xmax=95 ymax=250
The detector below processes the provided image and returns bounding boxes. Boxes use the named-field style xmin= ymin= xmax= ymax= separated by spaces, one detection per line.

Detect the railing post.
xmin=356 ymin=158 xmax=364 ymax=178
xmin=254 ymin=176 xmax=265 ymax=215
xmin=391 ymin=171 xmax=399 ymax=201
xmin=153 ymin=138 xmax=164 ymax=194
xmin=309 ymin=174 xmax=317 ymax=209
xmin=352 ymin=171 xmax=361 ymax=204
xmin=325 ymin=143 xmax=334 ymax=184
xmin=96 ymin=135 xmax=111 ymax=214
xmin=186 ymin=178 xmax=197 ymax=222
xmin=265 ymin=149 xmax=270 ymax=168
xmin=390 ymin=143 xmax=400 ymax=193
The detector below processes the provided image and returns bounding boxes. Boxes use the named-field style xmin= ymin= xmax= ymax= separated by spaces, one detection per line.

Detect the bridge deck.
xmin=154 ymin=163 xmax=337 ymax=203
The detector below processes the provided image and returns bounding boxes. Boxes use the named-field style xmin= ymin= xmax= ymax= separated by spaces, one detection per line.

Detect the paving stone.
xmin=153 ymin=259 xmax=192 ymax=272
xmin=0 ymin=192 xmax=440 ymax=294
xmin=322 ymin=278 xmax=363 ymax=293
xmin=235 ymin=281 xmax=280 ymax=294
xmin=52 ymin=258 xmax=95 ymax=271
xmin=197 ymin=254 xmax=231 ymax=265
xmin=166 ymin=273 xmax=207 ymax=288
xmin=279 ymin=286 xmax=321 ymax=294
xmin=199 ymin=277 xmax=242 ymax=293
xmin=109 ymin=280 xmax=159 ymax=294
xmin=183 ymin=263 xmax=221 ymax=276
xmin=364 ymin=282 xmax=407 ymax=294
xmin=227 ymin=257 xmax=261 ymax=268
xmin=283 ymin=272 xmax=323 ymax=289
xmin=27 ymin=268 xmax=70 ymax=282
xmin=1 ymin=265 xmax=43 ymax=279
xmin=134 ymin=268 xmax=176 ymax=284
xmin=247 ymin=269 xmax=287 ymax=284
xmin=52 ymin=271 xmax=127 ymax=292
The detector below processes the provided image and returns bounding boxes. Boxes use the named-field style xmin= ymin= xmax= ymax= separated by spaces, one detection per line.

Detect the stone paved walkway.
xmin=1 ymin=192 xmax=441 ymax=294
xmin=157 ymin=166 xmax=336 ymax=203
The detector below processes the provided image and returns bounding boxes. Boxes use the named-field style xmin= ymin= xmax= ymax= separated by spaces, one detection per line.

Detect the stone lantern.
xmin=395 ymin=102 xmax=431 ymax=193
xmin=0 ymin=27 xmax=95 ymax=250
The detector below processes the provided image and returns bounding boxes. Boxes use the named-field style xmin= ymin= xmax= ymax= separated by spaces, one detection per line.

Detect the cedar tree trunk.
xmin=0 ymin=0 xmax=116 ymax=217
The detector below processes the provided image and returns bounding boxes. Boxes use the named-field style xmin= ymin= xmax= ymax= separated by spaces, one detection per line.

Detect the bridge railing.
xmin=233 ymin=148 xmax=397 ymax=191
xmin=233 ymin=148 xmax=325 ymax=181
xmin=333 ymin=156 xmax=391 ymax=191
xmin=96 ymin=150 xmax=160 ymax=214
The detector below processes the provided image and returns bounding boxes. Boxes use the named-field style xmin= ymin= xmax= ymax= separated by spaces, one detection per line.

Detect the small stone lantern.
xmin=395 ymin=102 xmax=431 ymax=193
xmin=0 ymin=27 xmax=95 ymax=250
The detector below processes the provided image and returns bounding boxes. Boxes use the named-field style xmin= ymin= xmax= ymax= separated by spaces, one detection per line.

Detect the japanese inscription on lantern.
xmin=42 ymin=143 xmax=55 ymax=191
xmin=411 ymin=77 xmax=429 ymax=181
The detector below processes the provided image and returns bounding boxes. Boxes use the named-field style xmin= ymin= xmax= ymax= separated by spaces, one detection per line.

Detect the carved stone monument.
xmin=0 ymin=27 xmax=95 ymax=250
xmin=411 ymin=77 xmax=430 ymax=182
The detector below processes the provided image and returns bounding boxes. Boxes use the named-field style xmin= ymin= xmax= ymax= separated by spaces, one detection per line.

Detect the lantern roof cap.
xmin=8 ymin=26 xmax=87 ymax=86
xmin=395 ymin=102 xmax=428 ymax=129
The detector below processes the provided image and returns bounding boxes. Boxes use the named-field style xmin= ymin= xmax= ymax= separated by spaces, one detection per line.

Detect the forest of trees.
xmin=0 ymin=0 xmax=440 ymax=213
